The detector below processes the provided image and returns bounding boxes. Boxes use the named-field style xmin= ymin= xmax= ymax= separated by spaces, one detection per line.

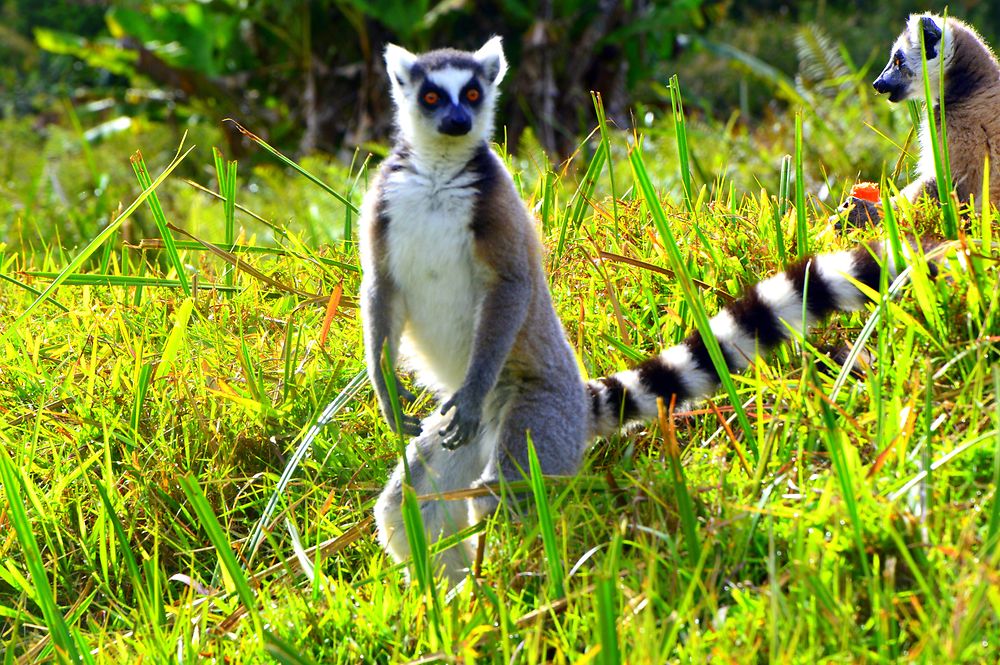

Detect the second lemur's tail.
xmin=586 ymin=240 xmax=926 ymax=438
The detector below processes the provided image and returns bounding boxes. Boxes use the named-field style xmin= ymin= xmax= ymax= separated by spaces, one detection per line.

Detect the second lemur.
xmin=844 ymin=13 xmax=1000 ymax=227
xmin=364 ymin=38 xmax=913 ymax=584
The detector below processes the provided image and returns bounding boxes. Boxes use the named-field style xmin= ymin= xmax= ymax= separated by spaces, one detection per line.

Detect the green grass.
xmin=1 ymin=79 xmax=999 ymax=663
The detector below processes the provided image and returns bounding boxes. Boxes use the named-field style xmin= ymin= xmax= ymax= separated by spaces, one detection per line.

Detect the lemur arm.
xmin=360 ymin=174 xmax=421 ymax=436
xmin=439 ymin=221 xmax=533 ymax=450
xmin=361 ymin=271 xmax=421 ymax=436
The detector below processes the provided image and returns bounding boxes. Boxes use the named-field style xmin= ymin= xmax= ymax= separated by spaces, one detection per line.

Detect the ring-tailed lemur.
xmin=363 ymin=38 xmax=913 ymax=584
xmin=843 ymin=13 xmax=1000 ymax=228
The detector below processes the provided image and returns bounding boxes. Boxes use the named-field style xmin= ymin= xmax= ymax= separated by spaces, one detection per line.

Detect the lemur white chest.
xmin=382 ymin=167 xmax=488 ymax=391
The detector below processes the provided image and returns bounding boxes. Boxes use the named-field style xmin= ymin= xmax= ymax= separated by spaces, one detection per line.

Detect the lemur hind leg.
xmin=374 ymin=410 xmax=490 ymax=584
xmin=467 ymin=380 xmax=589 ymax=525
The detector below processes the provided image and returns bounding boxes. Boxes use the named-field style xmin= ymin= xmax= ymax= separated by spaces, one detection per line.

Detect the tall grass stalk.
xmin=794 ymin=111 xmax=808 ymax=258
xmin=400 ymin=485 xmax=445 ymax=646
xmin=668 ymin=75 xmax=694 ymax=215
xmin=595 ymin=576 xmax=621 ymax=665
xmin=988 ymin=366 xmax=1000 ymax=555
xmin=242 ymin=370 xmax=368 ymax=568
xmin=592 ymin=92 xmax=620 ymax=240
xmin=0 ymin=445 xmax=82 ymax=664
xmin=668 ymin=76 xmax=721 ymax=267
xmin=628 ymin=145 xmax=758 ymax=458
xmin=555 ymin=142 xmax=606 ymax=263
xmin=213 ymin=148 xmax=238 ymax=293
xmin=774 ymin=154 xmax=790 ymax=263
xmin=178 ymin=474 xmax=263 ymax=637
xmin=819 ymin=401 xmax=870 ymax=578
xmin=982 ymin=156 xmax=994 ymax=249
xmin=919 ymin=19 xmax=958 ymax=238
xmin=227 ymin=119 xmax=357 ymax=213
xmin=528 ymin=435 xmax=566 ymax=599
xmin=132 ymin=151 xmax=190 ymax=296
xmin=658 ymin=399 xmax=701 ymax=564
xmin=880 ymin=178 xmax=905 ymax=269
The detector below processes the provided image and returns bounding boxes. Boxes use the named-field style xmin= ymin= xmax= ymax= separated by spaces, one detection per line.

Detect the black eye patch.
xmin=461 ymin=82 xmax=483 ymax=106
xmin=892 ymin=49 xmax=914 ymax=74
xmin=418 ymin=83 xmax=447 ymax=109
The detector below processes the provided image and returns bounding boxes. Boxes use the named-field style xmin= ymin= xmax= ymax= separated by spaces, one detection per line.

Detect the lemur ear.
xmin=384 ymin=43 xmax=419 ymax=88
xmin=474 ymin=36 xmax=508 ymax=85
xmin=919 ymin=16 xmax=943 ymax=55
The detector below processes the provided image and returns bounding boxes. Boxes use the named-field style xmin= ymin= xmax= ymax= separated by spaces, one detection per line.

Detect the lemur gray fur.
xmin=363 ymin=38 xmax=912 ymax=584
xmin=844 ymin=12 xmax=1000 ymax=228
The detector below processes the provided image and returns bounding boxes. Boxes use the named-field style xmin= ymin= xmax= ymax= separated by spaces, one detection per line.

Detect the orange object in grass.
xmin=850 ymin=181 xmax=881 ymax=203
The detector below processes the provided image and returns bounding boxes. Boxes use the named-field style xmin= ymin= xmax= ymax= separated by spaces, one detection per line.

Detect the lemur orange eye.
xmin=423 ymin=91 xmax=439 ymax=105
xmin=466 ymin=88 xmax=480 ymax=102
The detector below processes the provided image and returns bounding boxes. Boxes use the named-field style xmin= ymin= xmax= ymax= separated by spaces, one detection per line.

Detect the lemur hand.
xmin=378 ymin=376 xmax=422 ymax=437
xmin=438 ymin=391 xmax=482 ymax=450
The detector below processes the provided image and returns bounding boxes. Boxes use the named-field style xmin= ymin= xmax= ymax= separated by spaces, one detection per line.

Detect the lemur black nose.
xmin=439 ymin=107 xmax=472 ymax=136
xmin=873 ymin=76 xmax=889 ymax=93
xmin=439 ymin=117 xmax=472 ymax=136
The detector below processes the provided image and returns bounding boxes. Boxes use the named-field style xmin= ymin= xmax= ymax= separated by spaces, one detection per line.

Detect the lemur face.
xmin=384 ymin=38 xmax=508 ymax=146
xmin=874 ymin=15 xmax=948 ymax=103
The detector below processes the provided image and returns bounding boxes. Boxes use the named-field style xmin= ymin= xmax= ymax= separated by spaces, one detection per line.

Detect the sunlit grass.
xmin=1 ymin=77 xmax=999 ymax=664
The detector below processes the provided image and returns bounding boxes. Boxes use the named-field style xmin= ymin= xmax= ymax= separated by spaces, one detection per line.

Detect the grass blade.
xmin=131 ymin=151 xmax=190 ymax=296
xmin=880 ymin=179 xmax=905 ymax=269
xmin=264 ymin=629 xmax=317 ymax=665
xmin=92 ymin=480 xmax=153 ymax=626
xmin=226 ymin=119 xmax=357 ymax=213
xmin=595 ymin=576 xmax=621 ymax=665
xmin=819 ymin=399 xmax=870 ymax=577
xmin=987 ymin=366 xmax=1000 ymax=555
xmin=166 ymin=223 xmax=322 ymax=298
xmin=659 ymin=398 xmax=700 ymax=564
xmin=592 ymin=92 xmax=620 ymax=240
xmin=400 ymin=485 xmax=433 ymax=589
xmin=0 ymin=444 xmax=81 ymax=664
xmin=774 ymin=154 xmax=790 ymax=263
xmin=528 ymin=434 xmax=566 ymax=598
xmin=178 ymin=474 xmax=262 ymax=636
xmin=0 ymin=271 xmax=68 ymax=312
xmin=213 ymin=148 xmax=238 ymax=293
xmin=919 ymin=19 xmax=958 ymax=238
xmin=242 ymin=370 xmax=368 ymax=567
xmin=628 ymin=144 xmax=758 ymax=458
xmin=555 ymin=142 xmax=606 ymax=263
xmin=794 ymin=111 xmax=808 ymax=258
xmin=669 ymin=75 xmax=694 ymax=214
xmin=22 ymin=272 xmax=239 ymax=291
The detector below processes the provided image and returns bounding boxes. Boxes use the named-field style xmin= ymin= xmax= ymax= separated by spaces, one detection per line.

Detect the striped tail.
xmin=586 ymin=240 xmax=919 ymax=438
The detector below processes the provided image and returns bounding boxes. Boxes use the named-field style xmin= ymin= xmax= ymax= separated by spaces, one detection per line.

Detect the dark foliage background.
xmin=5 ymin=0 xmax=998 ymax=160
